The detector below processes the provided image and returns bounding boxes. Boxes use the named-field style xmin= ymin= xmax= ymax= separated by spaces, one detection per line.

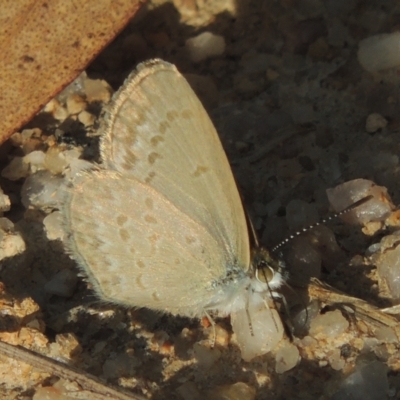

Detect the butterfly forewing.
xmin=100 ymin=60 xmax=250 ymax=272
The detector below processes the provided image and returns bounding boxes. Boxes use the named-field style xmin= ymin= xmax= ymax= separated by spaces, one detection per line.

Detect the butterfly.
xmin=61 ymin=59 xmax=286 ymax=360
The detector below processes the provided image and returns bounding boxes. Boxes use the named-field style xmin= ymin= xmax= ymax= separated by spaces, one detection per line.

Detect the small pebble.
xmin=53 ymin=105 xmax=69 ymax=122
xmin=49 ymin=333 xmax=82 ymax=359
xmin=358 ymin=32 xmax=400 ymax=72
xmin=24 ymin=150 xmax=46 ymax=171
xmin=0 ymin=227 xmax=26 ymax=260
xmin=309 ymin=310 xmax=349 ymax=338
xmin=0 ymin=188 xmax=11 ymax=212
xmin=327 ymin=348 xmax=345 ymax=371
xmin=275 ymin=342 xmax=300 ymax=373
xmin=9 ymin=132 xmax=24 ymax=147
xmin=43 ymin=211 xmax=64 ymax=241
xmin=44 ymin=147 xmax=70 ymax=175
xmin=326 ymin=179 xmax=394 ymax=225
xmin=21 ymin=171 xmax=64 ymax=210
xmin=365 ymin=112 xmax=387 ymax=133
xmin=84 ymin=78 xmax=112 ymax=103
xmin=185 ymin=32 xmax=226 ymax=62
xmin=1 ymin=157 xmax=30 ymax=181
xmin=231 ymin=297 xmax=284 ymax=361
xmin=43 ymin=98 xmax=61 ymax=114
xmin=78 ymin=110 xmax=96 ymax=127
xmin=66 ymin=93 xmax=87 ymax=115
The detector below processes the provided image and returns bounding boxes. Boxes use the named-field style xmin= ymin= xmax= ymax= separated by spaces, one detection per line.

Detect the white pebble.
xmin=78 ymin=110 xmax=95 ymax=127
xmin=43 ymin=98 xmax=61 ymax=114
xmin=21 ymin=171 xmax=64 ymax=210
xmin=0 ymin=188 xmax=10 ymax=212
xmin=44 ymin=148 xmax=70 ymax=175
xmin=326 ymin=179 xmax=394 ymax=225
xmin=185 ymin=32 xmax=226 ymax=63
xmin=0 ymin=235 xmax=25 ymax=260
xmin=23 ymin=150 xmax=46 ymax=171
xmin=53 ymin=105 xmax=69 ymax=122
xmin=0 ymin=218 xmax=26 ymax=260
xmin=21 ymin=128 xmax=40 ymax=141
xmin=43 ymin=211 xmax=64 ymax=241
xmin=275 ymin=342 xmax=300 ymax=373
xmin=327 ymin=348 xmax=345 ymax=371
xmin=84 ymin=78 xmax=112 ymax=103
xmin=66 ymin=93 xmax=87 ymax=115
xmin=309 ymin=310 xmax=349 ymax=338
xmin=231 ymin=293 xmax=284 ymax=361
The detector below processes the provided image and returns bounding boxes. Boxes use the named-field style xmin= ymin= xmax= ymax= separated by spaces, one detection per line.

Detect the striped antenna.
xmin=272 ymin=195 xmax=374 ymax=253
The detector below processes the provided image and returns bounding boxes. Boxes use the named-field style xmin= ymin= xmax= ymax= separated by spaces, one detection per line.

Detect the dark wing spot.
xmin=150 ymin=135 xmax=164 ymax=146
xmin=193 ymin=165 xmax=209 ymax=177
xmin=119 ymin=228 xmax=130 ymax=242
xmin=116 ymin=215 xmax=128 ymax=226
xmin=148 ymin=152 xmax=162 ymax=165
xmin=181 ymin=109 xmax=193 ymax=119
xmin=166 ymin=110 xmax=179 ymax=122
xmin=144 ymin=215 xmax=157 ymax=224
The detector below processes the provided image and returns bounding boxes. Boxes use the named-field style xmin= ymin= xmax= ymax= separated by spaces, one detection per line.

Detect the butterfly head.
xmin=251 ymin=247 xmax=287 ymax=291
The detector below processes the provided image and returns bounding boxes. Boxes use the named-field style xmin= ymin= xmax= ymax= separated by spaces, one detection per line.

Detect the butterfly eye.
xmin=256 ymin=264 xmax=275 ymax=284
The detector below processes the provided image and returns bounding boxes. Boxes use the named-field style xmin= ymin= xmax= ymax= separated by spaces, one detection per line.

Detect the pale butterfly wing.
xmin=63 ymin=170 xmax=232 ymax=317
xmin=100 ymin=60 xmax=249 ymax=273
xmin=62 ymin=59 xmax=250 ymax=316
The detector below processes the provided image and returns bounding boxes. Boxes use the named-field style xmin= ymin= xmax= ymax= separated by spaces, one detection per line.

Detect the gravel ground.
xmin=1 ymin=1 xmax=400 ymax=399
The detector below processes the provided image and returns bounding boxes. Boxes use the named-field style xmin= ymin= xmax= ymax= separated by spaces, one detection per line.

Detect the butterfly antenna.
xmin=272 ymin=195 xmax=374 ymax=253
xmin=245 ymin=209 xmax=260 ymax=249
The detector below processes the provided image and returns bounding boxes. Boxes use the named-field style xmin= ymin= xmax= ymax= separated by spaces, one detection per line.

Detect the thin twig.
xmin=0 ymin=340 xmax=145 ymax=400
xmin=308 ymin=278 xmax=400 ymax=332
